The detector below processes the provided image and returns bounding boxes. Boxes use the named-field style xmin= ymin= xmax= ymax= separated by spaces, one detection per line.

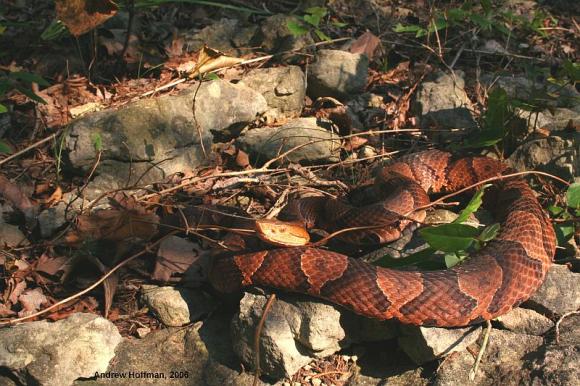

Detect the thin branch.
xmin=253 ymin=293 xmax=276 ymax=386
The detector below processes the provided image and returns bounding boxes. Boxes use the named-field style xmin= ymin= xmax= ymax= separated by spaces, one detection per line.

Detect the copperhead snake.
xmin=208 ymin=150 xmax=556 ymax=327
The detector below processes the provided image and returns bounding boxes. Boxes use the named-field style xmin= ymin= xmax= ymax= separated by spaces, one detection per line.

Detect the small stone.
xmin=525 ymin=264 xmax=580 ymax=316
xmin=140 ymin=285 xmax=215 ymax=326
xmin=308 ymin=49 xmax=369 ymax=100
xmin=495 ymin=307 xmax=554 ymax=335
xmin=135 ymin=326 xmax=151 ymax=338
xmin=239 ymin=66 xmax=306 ymax=118
xmin=0 ymin=313 xmax=121 ymax=386
xmin=311 ymin=378 xmax=322 ymax=386
xmin=237 ymin=117 xmax=340 ymax=164
xmin=414 ymin=71 xmax=477 ymax=136
xmin=398 ymin=324 xmax=482 ymax=364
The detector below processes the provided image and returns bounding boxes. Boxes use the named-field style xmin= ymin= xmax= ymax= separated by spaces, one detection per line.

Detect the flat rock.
xmin=181 ymin=18 xmax=258 ymax=56
xmin=258 ymin=14 xmax=314 ymax=53
xmin=64 ymin=80 xmax=267 ymax=198
xmin=435 ymin=329 xmax=544 ymax=385
xmin=140 ymin=285 xmax=216 ymax=327
xmin=239 ymin=65 xmax=306 ymax=118
xmin=0 ymin=313 xmax=122 ymax=386
xmin=495 ymin=307 xmax=554 ymax=336
xmin=237 ymin=117 xmax=340 ymax=164
xmin=37 ymin=201 xmax=68 ymax=238
xmin=414 ymin=71 xmax=477 ymax=134
xmin=481 ymin=74 xmax=579 ymax=108
xmin=508 ymin=135 xmax=577 ymax=181
xmin=0 ymin=221 xmax=28 ymax=247
xmin=231 ymin=290 xmax=398 ymax=379
xmin=525 ymin=264 xmax=580 ymax=316
xmin=398 ymin=324 xmax=482 ymax=364
xmin=308 ymin=49 xmax=369 ymax=100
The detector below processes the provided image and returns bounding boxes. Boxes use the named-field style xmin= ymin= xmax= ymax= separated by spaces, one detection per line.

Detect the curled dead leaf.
xmin=255 ymin=219 xmax=310 ymax=247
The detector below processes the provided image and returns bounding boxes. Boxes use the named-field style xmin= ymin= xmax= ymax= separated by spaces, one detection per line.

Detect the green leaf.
xmin=547 ymin=204 xmax=564 ymax=216
xmin=566 ymin=182 xmax=580 ymax=209
xmin=0 ymin=25 xmax=6 ymax=35
xmin=204 ymin=72 xmax=220 ymax=81
xmin=10 ymin=71 xmax=50 ymax=87
xmin=314 ymin=29 xmax=331 ymax=41
xmin=0 ymin=103 xmax=7 ymax=113
xmin=428 ymin=17 xmax=448 ymax=33
xmin=331 ymin=21 xmax=348 ymax=27
xmin=480 ymin=0 xmax=492 ymax=14
xmin=478 ymin=223 xmax=500 ymax=242
xmin=447 ymin=8 xmax=467 ymax=23
xmin=287 ymin=20 xmax=309 ymax=36
xmin=91 ymin=133 xmax=103 ymax=152
xmin=15 ymin=86 xmax=47 ymax=104
xmin=420 ymin=223 xmax=479 ymax=253
xmin=393 ymin=23 xmax=424 ymax=33
xmin=303 ymin=13 xmax=322 ymax=27
xmin=0 ymin=139 xmax=12 ymax=154
xmin=554 ymin=223 xmax=574 ymax=245
xmin=374 ymin=247 xmax=445 ymax=270
xmin=444 ymin=251 xmax=469 ymax=268
xmin=469 ymin=13 xmax=492 ymax=29
xmin=453 ymin=185 xmax=491 ymax=224
xmin=305 ymin=6 xmax=328 ymax=18
xmin=41 ymin=19 xmax=68 ymax=41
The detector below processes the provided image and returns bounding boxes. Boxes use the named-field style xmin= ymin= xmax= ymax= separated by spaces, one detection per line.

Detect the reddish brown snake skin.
xmin=209 ymin=150 xmax=556 ymax=327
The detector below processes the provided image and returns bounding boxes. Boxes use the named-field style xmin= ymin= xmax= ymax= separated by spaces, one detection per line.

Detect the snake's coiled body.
xmin=209 ymin=150 xmax=556 ymax=327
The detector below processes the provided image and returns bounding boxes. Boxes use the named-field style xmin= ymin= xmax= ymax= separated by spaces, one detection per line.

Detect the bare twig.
xmin=253 ymin=293 xmax=276 ymax=386
xmin=0 ymin=132 xmax=58 ymax=167
xmin=555 ymin=311 xmax=579 ymax=344
xmin=469 ymin=320 xmax=492 ymax=381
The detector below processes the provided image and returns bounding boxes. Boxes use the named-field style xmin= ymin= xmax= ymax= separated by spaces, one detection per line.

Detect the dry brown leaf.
xmin=255 ymin=219 xmax=310 ymax=247
xmin=343 ymin=136 xmax=368 ymax=151
xmin=236 ymin=149 xmax=250 ymax=168
xmin=152 ymin=236 xmax=205 ymax=282
xmin=34 ymin=253 xmax=72 ymax=277
xmin=350 ymin=31 xmax=381 ymax=60
xmin=8 ymin=280 xmax=27 ymax=304
xmin=17 ymin=288 xmax=48 ymax=317
xmin=0 ymin=174 xmax=37 ymax=213
xmin=186 ymin=45 xmax=243 ymax=77
xmin=65 ymin=209 xmax=159 ymax=244
xmin=55 ymin=0 xmax=118 ymax=36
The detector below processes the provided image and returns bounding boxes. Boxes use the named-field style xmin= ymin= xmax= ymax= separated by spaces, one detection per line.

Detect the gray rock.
xmin=140 ymin=285 xmax=216 ymax=327
xmin=414 ymin=71 xmax=477 ymax=134
xmin=231 ymin=290 xmax=398 ymax=379
xmin=435 ymin=329 xmax=544 ymax=386
xmin=64 ymin=80 xmax=267 ymax=198
xmin=0 ymin=313 xmax=122 ymax=386
xmin=508 ymin=135 xmax=577 ymax=181
xmin=481 ymin=74 xmax=580 ymax=108
xmin=519 ymin=106 xmax=580 ymax=133
xmin=259 ymin=14 xmax=315 ymax=53
xmin=0 ymin=221 xmax=28 ymax=247
xmin=237 ymin=117 xmax=340 ymax=164
xmin=527 ymin=345 xmax=579 ymax=386
xmin=82 ymin=324 xmax=205 ymax=386
xmin=308 ymin=49 xmax=369 ymax=100
xmin=495 ymin=307 xmax=554 ymax=336
xmin=181 ymin=18 xmax=258 ymax=56
xmin=239 ymin=66 xmax=306 ymax=118
xmin=525 ymin=264 xmax=580 ymax=316
xmin=398 ymin=324 xmax=482 ymax=364
xmin=346 ymin=92 xmax=388 ymax=129
xmin=232 ymin=290 xmax=346 ymax=379
xmin=37 ymin=201 xmax=68 ymax=238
